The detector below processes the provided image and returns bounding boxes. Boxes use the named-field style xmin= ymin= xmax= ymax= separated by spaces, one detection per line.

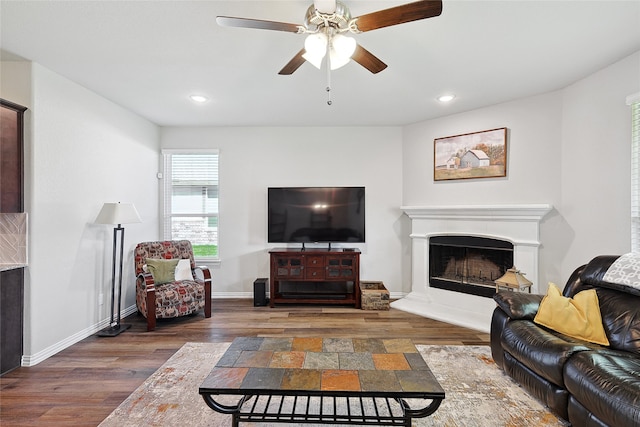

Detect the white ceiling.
xmin=1 ymin=1 xmax=639 ymax=127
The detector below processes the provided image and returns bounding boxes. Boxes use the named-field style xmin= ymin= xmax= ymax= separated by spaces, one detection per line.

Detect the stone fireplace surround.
xmin=391 ymin=204 xmax=552 ymax=333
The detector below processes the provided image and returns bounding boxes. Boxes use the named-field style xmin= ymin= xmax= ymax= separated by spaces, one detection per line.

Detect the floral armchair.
xmin=134 ymin=240 xmax=211 ymax=331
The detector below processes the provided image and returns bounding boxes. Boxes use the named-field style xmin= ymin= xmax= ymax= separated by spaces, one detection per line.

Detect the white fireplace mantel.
xmin=402 ymin=204 xmax=553 ymax=222
xmin=391 ymin=204 xmax=552 ymax=333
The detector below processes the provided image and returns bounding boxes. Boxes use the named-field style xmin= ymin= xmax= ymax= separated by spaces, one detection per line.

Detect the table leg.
xmin=397 ymin=397 xmax=444 ymax=421
xmin=202 ymin=393 xmax=254 ymax=426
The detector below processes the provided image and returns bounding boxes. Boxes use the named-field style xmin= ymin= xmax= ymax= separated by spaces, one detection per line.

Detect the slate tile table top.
xmin=199 ymin=337 xmax=445 ymax=426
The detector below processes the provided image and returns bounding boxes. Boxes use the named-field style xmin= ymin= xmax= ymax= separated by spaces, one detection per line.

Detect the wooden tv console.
xmin=269 ymin=248 xmax=360 ymax=308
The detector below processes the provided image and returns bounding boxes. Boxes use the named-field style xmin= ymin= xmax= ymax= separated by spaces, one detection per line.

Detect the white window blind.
xmin=162 ymin=149 xmax=219 ymax=259
xmin=630 ymin=94 xmax=640 ymax=252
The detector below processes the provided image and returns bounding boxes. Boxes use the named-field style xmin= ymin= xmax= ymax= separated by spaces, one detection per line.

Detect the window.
xmin=629 ymin=93 xmax=640 ymax=252
xmin=162 ymin=150 xmax=219 ymax=260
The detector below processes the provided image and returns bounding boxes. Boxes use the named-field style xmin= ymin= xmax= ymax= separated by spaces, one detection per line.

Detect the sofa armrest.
xmin=493 ymin=291 xmax=543 ymax=320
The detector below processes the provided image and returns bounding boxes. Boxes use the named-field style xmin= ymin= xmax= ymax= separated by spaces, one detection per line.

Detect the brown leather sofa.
xmin=490 ymin=255 xmax=640 ymax=427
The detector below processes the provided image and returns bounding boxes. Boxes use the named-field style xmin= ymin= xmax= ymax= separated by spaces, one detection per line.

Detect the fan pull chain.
xmin=326 ymin=58 xmax=332 ymax=105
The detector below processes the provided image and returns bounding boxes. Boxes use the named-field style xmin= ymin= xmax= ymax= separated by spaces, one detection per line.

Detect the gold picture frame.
xmin=434 ymin=127 xmax=507 ymax=181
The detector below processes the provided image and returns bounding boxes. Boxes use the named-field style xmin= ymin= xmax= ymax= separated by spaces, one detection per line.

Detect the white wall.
xmin=1 ymin=61 xmax=160 ymax=364
xmin=403 ymin=91 xmax=563 ymax=206
xmin=160 ymin=127 xmax=405 ymax=295
xmin=402 ymin=50 xmax=640 ymax=291
xmin=557 ymin=51 xmax=640 ymax=277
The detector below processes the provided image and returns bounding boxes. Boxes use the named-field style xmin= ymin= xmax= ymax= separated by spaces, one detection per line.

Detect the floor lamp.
xmin=95 ymin=202 xmax=141 ymax=337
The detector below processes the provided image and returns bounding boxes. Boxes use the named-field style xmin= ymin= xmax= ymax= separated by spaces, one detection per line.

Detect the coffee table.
xmin=199 ymin=337 xmax=445 ymax=426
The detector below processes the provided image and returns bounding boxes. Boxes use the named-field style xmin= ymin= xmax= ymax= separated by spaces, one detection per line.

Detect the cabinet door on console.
xmin=326 ymin=255 xmax=357 ymax=280
xmin=274 ymin=256 xmax=304 ymax=279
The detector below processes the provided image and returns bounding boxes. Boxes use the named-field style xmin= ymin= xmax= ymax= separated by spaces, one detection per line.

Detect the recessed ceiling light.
xmin=190 ymin=95 xmax=209 ymax=103
xmin=437 ymin=94 xmax=456 ymax=103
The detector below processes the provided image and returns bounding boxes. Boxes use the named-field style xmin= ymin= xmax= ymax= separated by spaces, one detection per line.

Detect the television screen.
xmin=268 ymin=187 xmax=365 ymax=243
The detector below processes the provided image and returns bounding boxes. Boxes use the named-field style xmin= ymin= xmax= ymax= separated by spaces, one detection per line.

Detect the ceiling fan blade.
xmin=279 ymin=49 xmax=307 ymax=75
xmin=216 ymin=16 xmax=301 ymax=33
xmin=352 ymin=0 xmax=442 ymax=33
xmin=351 ymin=44 xmax=387 ymax=74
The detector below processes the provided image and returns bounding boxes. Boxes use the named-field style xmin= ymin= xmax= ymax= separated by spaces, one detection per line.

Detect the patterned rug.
xmin=99 ymin=342 xmax=568 ymax=427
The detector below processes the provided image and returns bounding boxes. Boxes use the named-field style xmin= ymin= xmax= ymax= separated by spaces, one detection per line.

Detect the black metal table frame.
xmin=201 ymin=391 xmax=443 ymax=427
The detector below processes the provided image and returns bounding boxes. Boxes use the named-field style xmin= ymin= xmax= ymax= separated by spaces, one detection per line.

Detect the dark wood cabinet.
xmin=1 ymin=99 xmax=26 ymax=212
xmin=1 ymin=99 xmax=27 ymax=376
xmin=1 ymin=268 xmax=24 ymax=374
xmin=269 ymin=248 xmax=360 ymax=308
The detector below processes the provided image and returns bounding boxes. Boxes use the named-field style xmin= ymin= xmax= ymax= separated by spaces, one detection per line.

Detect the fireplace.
xmin=391 ymin=204 xmax=552 ymax=333
xmin=429 ymin=235 xmax=513 ymax=298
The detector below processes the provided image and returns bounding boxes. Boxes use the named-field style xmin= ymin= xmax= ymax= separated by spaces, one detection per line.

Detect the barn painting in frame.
xmin=434 ymin=127 xmax=507 ymax=181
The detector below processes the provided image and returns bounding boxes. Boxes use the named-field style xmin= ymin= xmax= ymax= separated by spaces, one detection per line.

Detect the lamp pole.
xmin=97 ymin=224 xmax=130 ymax=337
xmin=94 ymin=202 xmax=141 ymax=337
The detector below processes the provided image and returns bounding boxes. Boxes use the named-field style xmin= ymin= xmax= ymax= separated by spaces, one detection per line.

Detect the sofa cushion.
xmin=501 ymin=320 xmax=592 ymax=386
xmin=564 ymin=350 xmax=640 ymax=427
xmin=534 ymin=283 xmax=609 ymax=346
xmin=594 ymin=287 xmax=640 ymax=355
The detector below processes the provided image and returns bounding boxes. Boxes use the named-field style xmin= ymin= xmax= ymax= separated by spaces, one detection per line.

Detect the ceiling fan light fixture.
xmin=303 ymin=33 xmax=328 ymax=69
xmin=302 ymin=51 xmax=324 ymax=69
xmin=329 ymin=48 xmax=350 ymax=70
xmin=329 ymin=34 xmax=356 ymax=70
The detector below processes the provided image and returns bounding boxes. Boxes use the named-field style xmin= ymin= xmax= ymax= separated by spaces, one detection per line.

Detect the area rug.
xmin=99 ymin=342 xmax=568 ymax=427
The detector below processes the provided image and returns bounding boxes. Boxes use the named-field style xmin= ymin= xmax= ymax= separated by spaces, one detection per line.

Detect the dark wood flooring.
xmin=0 ymin=299 xmax=490 ymax=426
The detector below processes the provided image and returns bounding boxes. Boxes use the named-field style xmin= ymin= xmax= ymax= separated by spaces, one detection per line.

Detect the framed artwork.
xmin=434 ymin=127 xmax=507 ymax=181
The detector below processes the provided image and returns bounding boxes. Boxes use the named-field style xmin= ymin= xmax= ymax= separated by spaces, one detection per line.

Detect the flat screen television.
xmin=268 ymin=187 xmax=365 ymax=244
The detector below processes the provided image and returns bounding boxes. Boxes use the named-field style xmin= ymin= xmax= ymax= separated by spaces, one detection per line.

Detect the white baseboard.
xmin=211 ymin=292 xmax=407 ymax=299
xmin=21 ymin=304 xmax=138 ymax=367
xmin=212 ymin=292 xmax=254 ymax=298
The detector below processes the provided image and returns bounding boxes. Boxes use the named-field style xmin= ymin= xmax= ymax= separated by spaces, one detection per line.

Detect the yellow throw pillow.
xmin=145 ymin=258 xmax=180 ymax=284
xmin=534 ymin=283 xmax=610 ymax=346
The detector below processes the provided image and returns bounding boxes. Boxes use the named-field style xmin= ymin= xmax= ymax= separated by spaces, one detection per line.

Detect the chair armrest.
xmin=493 ymin=291 xmax=543 ymax=320
xmin=194 ymin=265 xmax=212 ymax=318
xmin=137 ymin=272 xmax=156 ymax=291
xmin=194 ymin=265 xmax=212 ymax=284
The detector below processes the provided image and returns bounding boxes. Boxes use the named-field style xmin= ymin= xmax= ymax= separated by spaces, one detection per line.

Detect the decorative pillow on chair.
xmin=174 ymin=259 xmax=194 ymax=281
xmin=145 ymin=258 xmax=180 ymax=284
xmin=534 ymin=282 xmax=609 ymax=346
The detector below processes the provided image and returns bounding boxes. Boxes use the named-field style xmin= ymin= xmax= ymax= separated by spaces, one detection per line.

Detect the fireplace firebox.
xmin=429 ymin=236 xmax=513 ymax=298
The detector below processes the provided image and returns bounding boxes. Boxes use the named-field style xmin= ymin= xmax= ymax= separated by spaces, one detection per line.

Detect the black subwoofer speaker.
xmin=253 ymin=278 xmax=268 ymax=307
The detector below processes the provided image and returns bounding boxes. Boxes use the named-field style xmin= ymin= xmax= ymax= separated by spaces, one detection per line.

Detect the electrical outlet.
xmin=98 ymin=293 xmax=104 ymax=306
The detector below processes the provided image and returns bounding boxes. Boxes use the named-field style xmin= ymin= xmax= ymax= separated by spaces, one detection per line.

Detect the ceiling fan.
xmin=217 ymin=0 xmax=443 ymax=75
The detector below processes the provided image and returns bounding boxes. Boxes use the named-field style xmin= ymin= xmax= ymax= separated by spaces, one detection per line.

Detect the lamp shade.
xmin=95 ymin=202 xmax=142 ymax=225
